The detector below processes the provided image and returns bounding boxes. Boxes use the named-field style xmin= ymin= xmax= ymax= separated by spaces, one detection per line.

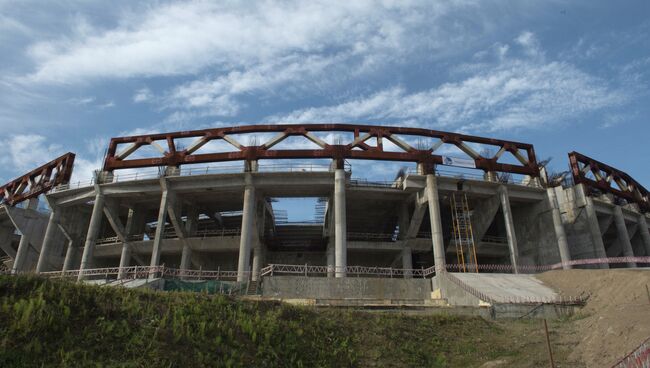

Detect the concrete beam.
xmin=613 ymin=205 xmax=636 ymax=268
xmin=426 ymin=174 xmax=446 ymax=273
xmin=148 ymin=186 xmax=170 ymax=277
xmin=583 ymin=195 xmax=609 ymax=269
xmin=78 ymin=191 xmax=105 ymax=280
xmin=237 ymin=177 xmax=255 ymax=282
xmin=498 ymin=186 xmax=519 ymax=274
xmin=547 ymin=188 xmax=571 ymax=268
xmin=334 ymin=168 xmax=347 ymax=277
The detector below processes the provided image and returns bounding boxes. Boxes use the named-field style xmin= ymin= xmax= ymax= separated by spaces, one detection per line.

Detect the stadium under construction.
xmin=1 ymin=124 xmax=649 ymax=310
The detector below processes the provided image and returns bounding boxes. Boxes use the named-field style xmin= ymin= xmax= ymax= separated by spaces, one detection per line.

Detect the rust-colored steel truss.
xmin=569 ymin=151 xmax=650 ymax=212
xmin=0 ymin=152 xmax=75 ymax=206
xmin=103 ymin=124 xmax=539 ymax=176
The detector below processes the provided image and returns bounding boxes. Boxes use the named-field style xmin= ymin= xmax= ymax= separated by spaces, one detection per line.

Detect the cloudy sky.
xmin=1 ymin=0 xmax=649 ymax=186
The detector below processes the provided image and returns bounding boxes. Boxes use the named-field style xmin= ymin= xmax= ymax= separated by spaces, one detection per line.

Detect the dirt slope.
xmin=537 ymin=269 xmax=650 ymax=367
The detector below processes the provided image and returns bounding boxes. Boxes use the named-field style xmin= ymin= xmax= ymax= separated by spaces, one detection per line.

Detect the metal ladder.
xmin=450 ymin=192 xmax=479 ymax=273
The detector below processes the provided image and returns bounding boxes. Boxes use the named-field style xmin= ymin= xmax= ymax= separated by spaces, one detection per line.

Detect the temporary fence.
xmin=612 ymin=336 xmax=650 ymax=368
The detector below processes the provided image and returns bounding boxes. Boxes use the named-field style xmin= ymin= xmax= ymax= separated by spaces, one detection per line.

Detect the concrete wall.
xmin=512 ymin=198 xmax=561 ymax=267
xmin=261 ymin=276 xmax=432 ymax=300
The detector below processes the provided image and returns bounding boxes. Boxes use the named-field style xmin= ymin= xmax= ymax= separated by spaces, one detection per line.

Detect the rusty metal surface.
xmin=0 ymin=152 xmax=75 ymax=206
xmin=103 ymin=124 xmax=539 ymax=176
xmin=569 ymin=151 xmax=650 ymax=212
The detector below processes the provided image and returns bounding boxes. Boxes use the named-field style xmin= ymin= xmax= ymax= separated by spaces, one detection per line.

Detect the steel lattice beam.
xmin=569 ymin=151 xmax=650 ymax=212
xmin=0 ymin=152 xmax=75 ymax=206
xmin=103 ymin=124 xmax=540 ymax=176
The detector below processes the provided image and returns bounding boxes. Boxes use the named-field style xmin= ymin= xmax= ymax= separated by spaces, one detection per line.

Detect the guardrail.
xmin=259 ymin=264 xmax=433 ymax=278
xmin=612 ymin=336 xmax=650 ymax=368
xmin=40 ymin=265 xmax=245 ymax=281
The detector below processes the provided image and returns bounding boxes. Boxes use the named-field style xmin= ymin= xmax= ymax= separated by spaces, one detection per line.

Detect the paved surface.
xmin=451 ymin=273 xmax=559 ymax=303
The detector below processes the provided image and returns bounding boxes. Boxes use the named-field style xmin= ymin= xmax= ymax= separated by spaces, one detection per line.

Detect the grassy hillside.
xmin=0 ymin=276 xmax=578 ymax=367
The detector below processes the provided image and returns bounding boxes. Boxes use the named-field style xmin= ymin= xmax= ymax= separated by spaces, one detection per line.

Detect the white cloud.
xmin=0 ymin=134 xmax=63 ymax=173
xmin=133 ymin=87 xmax=152 ymax=103
xmin=21 ymin=0 xmax=520 ymax=118
xmin=271 ymin=32 xmax=628 ymax=132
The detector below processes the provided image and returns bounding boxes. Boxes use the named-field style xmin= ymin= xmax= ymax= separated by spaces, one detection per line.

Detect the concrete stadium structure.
xmin=1 ymin=124 xmax=649 ymax=305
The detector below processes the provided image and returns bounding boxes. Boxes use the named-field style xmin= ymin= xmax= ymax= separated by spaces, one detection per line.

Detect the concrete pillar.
xmin=401 ymin=247 xmax=413 ymax=278
xmin=237 ymin=184 xmax=255 ymax=282
xmin=498 ymin=186 xmax=519 ymax=274
xmin=78 ymin=193 xmax=105 ymax=280
xmin=637 ymin=214 xmax=650 ymax=257
xmin=11 ymin=198 xmax=40 ymax=274
xmin=426 ymin=174 xmax=446 ymax=273
xmin=12 ymin=235 xmax=31 ymax=274
xmin=251 ymin=246 xmax=265 ymax=281
xmin=149 ymin=190 xmax=170 ymax=278
xmin=584 ymin=196 xmax=609 ymax=269
xmin=613 ymin=206 xmax=637 ymax=268
xmin=326 ymin=244 xmax=335 ymax=277
xmin=35 ymin=209 xmax=60 ymax=273
xmin=116 ymin=209 xmax=134 ymax=279
xmin=547 ymin=188 xmax=571 ymax=269
xmin=62 ymin=241 xmax=76 ymax=273
xmin=334 ymin=168 xmax=347 ymax=277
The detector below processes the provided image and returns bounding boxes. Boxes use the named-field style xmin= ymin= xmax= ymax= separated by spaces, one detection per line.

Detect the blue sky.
xmin=1 ymin=0 xmax=649 ymax=191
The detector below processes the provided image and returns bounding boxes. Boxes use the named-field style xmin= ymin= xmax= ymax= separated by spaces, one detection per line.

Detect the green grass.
xmin=0 ymin=276 xmax=573 ymax=367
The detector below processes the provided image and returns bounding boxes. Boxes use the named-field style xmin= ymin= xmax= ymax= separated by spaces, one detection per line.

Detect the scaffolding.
xmin=450 ymin=192 xmax=479 ymax=273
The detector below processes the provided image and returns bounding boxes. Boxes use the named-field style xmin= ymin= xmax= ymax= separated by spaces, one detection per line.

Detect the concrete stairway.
xmin=246 ymin=280 xmax=260 ymax=295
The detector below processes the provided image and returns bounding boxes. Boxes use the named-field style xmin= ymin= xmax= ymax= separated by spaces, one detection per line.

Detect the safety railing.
xmin=347 ymin=232 xmax=397 ymax=241
xmin=349 ymin=178 xmax=402 ymax=189
xmin=95 ymin=229 xmax=242 ymax=245
xmin=404 ymin=167 xmax=543 ymax=188
xmin=40 ymin=265 xmax=246 ymax=281
xmin=259 ymin=264 xmax=435 ymax=278
xmin=612 ymin=336 xmax=650 ymax=368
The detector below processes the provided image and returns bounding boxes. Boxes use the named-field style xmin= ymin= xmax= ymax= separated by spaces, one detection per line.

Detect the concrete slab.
xmin=440 ymin=272 xmax=560 ymax=304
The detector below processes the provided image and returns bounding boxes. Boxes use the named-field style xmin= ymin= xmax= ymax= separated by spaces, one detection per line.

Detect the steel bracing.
xmin=103 ymin=124 xmax=540 ymax=176
xmin=569 ymin=151 xmax=650 ymax=212
xmin=0 ymin=152 xmax=75 ymax=206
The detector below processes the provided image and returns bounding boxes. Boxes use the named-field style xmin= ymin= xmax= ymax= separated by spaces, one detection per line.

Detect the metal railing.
xmin=95 ymin=228 xmax=242 ymax=245
xmin=40 ymin=265 xmax=245 ymax=281
xmin=612 ymin=336 xmax=650 ymax=368
xmin=259 ymin=264 xmax=434 ymax=278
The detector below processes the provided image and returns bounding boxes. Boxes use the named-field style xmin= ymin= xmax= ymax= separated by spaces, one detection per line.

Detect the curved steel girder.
xmin=569 ymin=151 xmax=650 ymax=212
xmin=0 ymin=152 xmax=75 ymax=206
xmin=103 ymin=124 xmax=539 ymax=176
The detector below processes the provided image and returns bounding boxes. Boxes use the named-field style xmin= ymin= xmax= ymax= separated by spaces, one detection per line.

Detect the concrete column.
xmin=334 ymin=168 xmax=347 ymax=277
xmin=149 ymin=190 xmax=170 ymax=278
xmin=613 ymin=206 xmax=637 ymax=268
xmin=498 ymin=186 xmax=519 ymax=274
xmin=637 ymin=214 xmax=650 ymax=257
xmin=35 ymin=209 xmax=60 ymax=273
xmin=11 ymin=198 xmax=40 ymax=274
xmin=251 ymin=246 xmax=264 ymax=281
xmin=326 ymin=244 xmax=335 ymax=277
xmin=237 ymin=184 xmax=255 ymax=282
xmin=401 ymin=246 xmax=413 ymax=278
xmin=116 ymin=209 xmax=134 ymax=279
xmin=179 ymin=246 xmax=192 ymax=271
xmin=12 ymin=234 xmax=31 ymax=274
xmin=62 ymin=242 xmax=76 ymax=273
xmin=78 ymin=193 xmax=105 ymax=280
xmin=426 ymin=174 xmax=446 ymax=273
xmin=546 ymin=188 xmax=571 ymax=269
xmin=584 ymin=196 xmax=609 ymax=269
